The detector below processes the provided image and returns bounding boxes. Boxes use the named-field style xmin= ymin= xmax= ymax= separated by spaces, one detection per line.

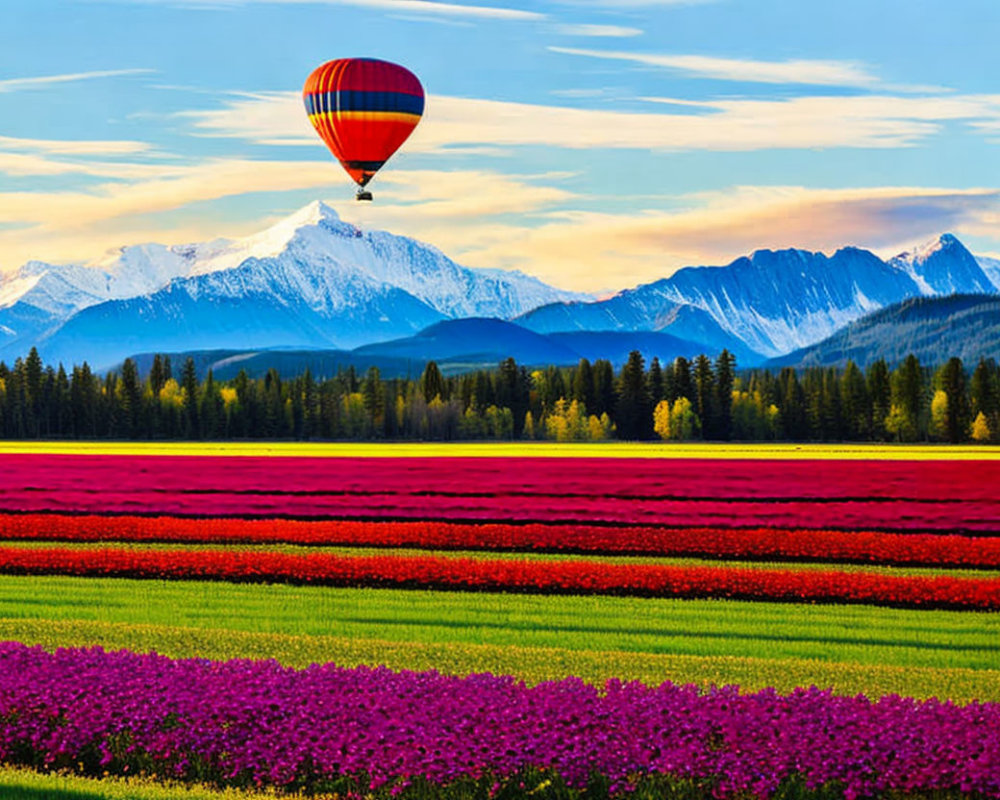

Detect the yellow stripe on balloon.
xmin=308 ymin=111 xmax=422 ymax=125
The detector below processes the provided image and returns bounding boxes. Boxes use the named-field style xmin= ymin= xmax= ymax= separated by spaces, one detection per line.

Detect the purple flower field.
xmin=1 ymin=643 xmax=998 ymax=799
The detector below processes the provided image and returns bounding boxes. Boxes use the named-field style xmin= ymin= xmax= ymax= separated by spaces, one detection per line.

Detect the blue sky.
xmin=2 ymin=0 xmax=999 ymax=291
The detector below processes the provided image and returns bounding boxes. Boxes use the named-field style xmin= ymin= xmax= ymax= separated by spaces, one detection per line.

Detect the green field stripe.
xmin=2 ymin=618 xmax=998 ymax=704
xmin=0 ymin=765 xmax=296 ymax=799
xmin=0 ymin=576 xmax=996 ymax=672
xmin=2 ymin=441 xmax=1000 ymax=460
xmin=2 ymin=541 xmax=997 ymax=579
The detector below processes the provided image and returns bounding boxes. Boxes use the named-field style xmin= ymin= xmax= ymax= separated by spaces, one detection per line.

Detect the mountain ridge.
xmin=766 ymin=293 xmax=1000 ymax=368
xmin=2 ymin=202 xmax=998 ymax=371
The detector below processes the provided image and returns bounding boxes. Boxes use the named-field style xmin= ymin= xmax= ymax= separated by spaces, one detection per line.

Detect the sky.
xmin=2 ymin=0 xmax=1000 ymax=293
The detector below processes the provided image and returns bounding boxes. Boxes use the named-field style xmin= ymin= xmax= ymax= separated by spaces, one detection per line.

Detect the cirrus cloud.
xmin=179 ymin=90 xmax=1000 ymax=153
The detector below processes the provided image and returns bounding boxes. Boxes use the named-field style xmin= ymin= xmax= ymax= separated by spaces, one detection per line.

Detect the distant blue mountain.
xmin=518 ymin=235 xmax=998 ymax=358
xmin=767 ymin=294 xmax=1000 ymax=368
xmin=126 ymin=318 xmax=744 ymax=380
xmin=547 ymin=330 xmax=731 ymax=366
xmin=4 ymin=197 xmax=999 ymax=372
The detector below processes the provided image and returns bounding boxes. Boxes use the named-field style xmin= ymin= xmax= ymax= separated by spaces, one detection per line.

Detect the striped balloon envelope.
xmin=303 ymin=58 xmax=424 ymax=199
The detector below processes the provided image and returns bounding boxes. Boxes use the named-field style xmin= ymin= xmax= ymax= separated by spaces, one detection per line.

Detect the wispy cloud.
xmin=0 ymin=69 xmax=155 ymax=93
xmin=0 ymin=162 xmax=565 ymax=271
xmin=179 ymin=90 xmax=1000 ymax=153
xmin=556 ymin=24 xmax=643 ymax=37
xmin=549 ymin=46 xmax=881 ymax=87
xmin=0 ymin=135 xmax=151 ymax=156
xmin=0 ymin=136 xmax=165 ymax=178
xmin=114 ymin=0 xmax=542 ymax=19
xmin=433 ymin=186 xmax=1000 ymax=291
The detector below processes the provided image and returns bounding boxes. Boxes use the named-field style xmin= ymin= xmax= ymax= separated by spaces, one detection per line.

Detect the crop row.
xmin=7 ymin=614 xmax=1000 ymax=705
xmin=5 ymin=453 xmax=999 ymax=501
xmin=0 ymin=546 xmax=997 ymax=609
xmin=4 ymin=493 xmax=1000 ymax=532
xmin=8 ymin=575 xmax=997 ymax=671
xmin=3 ymin=643 xmax=999 ymax=799
xmin=4 ymin=514 xmax=1000 ymax=568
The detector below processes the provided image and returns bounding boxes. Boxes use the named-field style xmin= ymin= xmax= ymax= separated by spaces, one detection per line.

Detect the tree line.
xmin=0 ymin=348 xmax=998 ymax=443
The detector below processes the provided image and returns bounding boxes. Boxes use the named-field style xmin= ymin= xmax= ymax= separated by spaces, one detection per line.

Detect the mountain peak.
xmin=893 ymin=233 xmax=966 ymax=266
xmin=888 ymin=233 xmax=992 ymax=297
xmin=289 ymin=200 xmax=342 ymax=227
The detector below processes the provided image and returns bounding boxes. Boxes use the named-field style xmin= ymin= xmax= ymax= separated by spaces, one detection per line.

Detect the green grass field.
xmin=1 ymin=440 xmax=999 ymax=460
xmin=0 ymin=766 xmax=306 ymax=800
xmin=2 ymin=575 xmax=997 ymax=702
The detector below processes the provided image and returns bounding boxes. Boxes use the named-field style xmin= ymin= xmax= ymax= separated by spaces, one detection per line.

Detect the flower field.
xmin=1 ymin=444 xmax=999 ymax=799
xmin=4 ymin=643 xmax=1000 ymax=799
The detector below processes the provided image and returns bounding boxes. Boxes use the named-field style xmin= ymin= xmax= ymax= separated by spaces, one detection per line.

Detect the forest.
xmin=0 ymin=348 xmax=997 ymax=443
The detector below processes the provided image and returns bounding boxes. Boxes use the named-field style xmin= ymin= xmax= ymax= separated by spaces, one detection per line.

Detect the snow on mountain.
xmin=9 ymin=201 xmax=590 ymax=367
xmin=521 ymin=236 xmax=1000 ymax=359
xmin=976 ymin=255 xmax=1000 ymax=290
xmin=888 ymin=234 xmax=994 ymax=296
xmin=6 ymin=202 xmax=998 ymax=370
xmin=521 ymin=246 xmax=918 ymax=358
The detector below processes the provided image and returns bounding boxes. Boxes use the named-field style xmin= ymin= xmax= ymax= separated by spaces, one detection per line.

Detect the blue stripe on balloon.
xmin=303 ymin=90 xmax=424 ymax=116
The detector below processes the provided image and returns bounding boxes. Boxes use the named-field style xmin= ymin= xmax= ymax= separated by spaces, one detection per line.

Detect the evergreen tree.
xmin=54 ymin=364 xmax=71 ymax=435
xmin=21 ymin=348 xmax=43 ymax=437
xmin=713 ymin=350 xmax=735 ymax=441
xmin=692 ymin=355 xmax=714 ymax=439
xmin=935 ymin=357 xmax=970 ymax=444
xmin=866 ymin=359 xmax=891 ymax=441
xmin=421 ymin=361 xmax=446 ymax=403
xmin=777 ymin=368 xmax=807 ymax=440
xmin=673 ymin=357 xmax=694 ymax=404
xmin=840 ymin=360 xmax=870 ymax=441
xmin=149 ymin=354 xmax=167 ymax=397
xmin=571 ymin=358 xmax=596 ymax=413
xmin=970 ymin=358 xmax=999 ymax=438
xmin=591 ymin=360 xmax=616 ymax=417
xmin=647 ymin=357 xmax=664 ymax=406
xmin=889 ymin=355 xmax=925 ymax=441
xmin=119 ymin=358 xmax=144 ymax=438
xmin=615 ymin=350 xmax=652 ymax=440
xmin=181 ymin=357 xmax=200 ymax=438
xmin=362 ymin=366 xmax=385 ymax=432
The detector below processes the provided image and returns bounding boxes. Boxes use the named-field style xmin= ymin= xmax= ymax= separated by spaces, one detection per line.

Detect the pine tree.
xmin=647 ymin=357 xmax=664 ymax=406
xmin=591 ymin=360 xmax=616 ymax=417
xmin=181 ymin=358 xmax=200 ymax=438
xmin=935 ymin=357 xmax=970 ymax=444
xmin=571 ymin=358 xmax=596 ymax=413
xmin=714 ymin=350 xmax=735 ymax=441
xmin=615 ymin=350 xmax=652 ymax=440
xmin=890 ymin=355 xmax=924 ymax=441
xmin=149 ymin=355 xmax=167 ymax=397
xmin=692 ymin=355 xmax=714 ymax=439
xmin=866 ymin=359 xmax=891 ymax=441
xmin=421 ymin=361 xmax=445 ymax=403
xmin=673 ymin=357 xmax=694 ymax=405
xmin=362 ymin=366 xmax=385 ymax=430
xmin=839 ymin=361 xmax=869 ymax=441
xmin=119 ymin=358 xmax=143 ymax=438
xmin=777 ymin=368 xmax=807 ymax=440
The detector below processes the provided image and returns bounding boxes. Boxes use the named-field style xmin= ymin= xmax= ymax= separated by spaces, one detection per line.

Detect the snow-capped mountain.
xmin=518 ymin=235 xmax=998 ymax=359
xmin=976 ymin=255 xmax=1000 ymax=290
xmin=2 ymin=201 xmax=588 ymax=367
xmin=888 ymin=234 xmax=995 ymax=296
xmin=0 ymin=247 xmax=199 ymax=354
xmin=4 ymin=209 xmax=997 ymax=371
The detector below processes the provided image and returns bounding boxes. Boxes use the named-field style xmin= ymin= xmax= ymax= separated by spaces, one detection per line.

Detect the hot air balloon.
xmin=303 ymin=58 xmax=424 ymax=201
